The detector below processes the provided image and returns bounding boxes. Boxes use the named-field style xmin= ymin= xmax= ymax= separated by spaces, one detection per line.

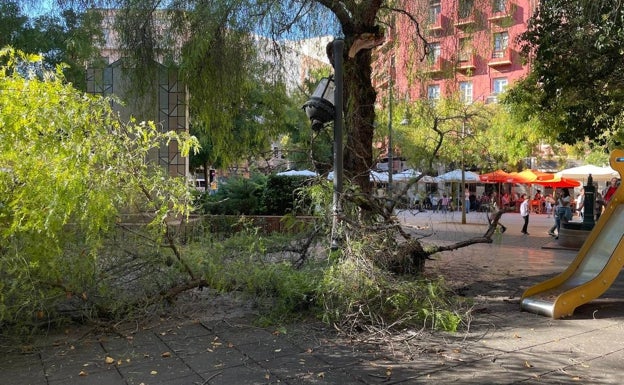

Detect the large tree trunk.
xmin=336 ymin=0 xmax=384 ymax=196
xmin=343 ymin=49 xmax=377 ymax=195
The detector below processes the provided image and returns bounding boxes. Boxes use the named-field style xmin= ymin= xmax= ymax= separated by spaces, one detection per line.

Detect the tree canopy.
xmin=507 ymin=0 xmax=624 ymax=149
xmin=34 ymin=0 xmax=416 ymax=196
xmin=0 ymin=1 xmax=105 ymax=89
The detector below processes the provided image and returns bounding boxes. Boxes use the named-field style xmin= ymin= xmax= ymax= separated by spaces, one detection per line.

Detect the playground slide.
xmin=521 ymin=150 xmax=624 ymax=319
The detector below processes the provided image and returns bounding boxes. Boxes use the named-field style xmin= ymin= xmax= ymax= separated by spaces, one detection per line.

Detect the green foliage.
xmin=202 ymin=174 xmax=267 ymax=215
xmin=187 ymin=230 xmax=322 ymax=324
xmin=182 ymin=228 xmax=464 ymax=331
xmin=511 ymin=0 xmax=624 ymax=148
xmin=386 ymin=91 xmax=547 ymax=172
xmin=0 ymin=3 xmax=105 ymax=89
xmin=261 ymin=175 xmax=314 ymax=216
xmin=201 ymin=173 xmax=318 ymax=216
xmin=318 ymin=258 xmax=463 ymax=332
xmin=175 ymin=3 xmax=305 ymax=169
xmin=0 ymin=48 xmax=199 ymax=333
xmin=480 ymin=102 xmax=540 ymax=169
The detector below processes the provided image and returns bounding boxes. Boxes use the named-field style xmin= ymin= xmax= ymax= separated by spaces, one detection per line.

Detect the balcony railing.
xmin=488 ymin=47 xmax=512 ymax=67
xmin=427 ymin=14 xmax=445 ymax=31
xmin=489 ymin=1 xmax=514 ymax=22
xmin=457 ymin=54 xmax=477 ymax=71
xmin=425 ymin=56 xmax=446 ymax=73
xmin=455 ymin=15 xmax=476 ymax=28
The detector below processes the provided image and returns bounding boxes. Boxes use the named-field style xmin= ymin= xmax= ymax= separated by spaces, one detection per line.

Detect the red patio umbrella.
xmin=533 ymin=175 xmax=581 ymax=188
xmin=479 ymin=169 xmax=517 ymax=183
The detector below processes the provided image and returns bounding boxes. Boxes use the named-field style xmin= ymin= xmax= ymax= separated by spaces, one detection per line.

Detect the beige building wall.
xmin=86 ymin=60 xmax=189 ymax=177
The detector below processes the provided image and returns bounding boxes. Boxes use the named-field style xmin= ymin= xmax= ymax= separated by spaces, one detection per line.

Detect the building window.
xmin=459 ymin=37 xmax=472 ymax=62
xmin=428 ymin=84 xmax=441 ymax=101
xmin=429 ymin=3 xmax=442 ymax=24
xmin=493 ymin=32 xmax=509 ymax=58
xmin=493 ymin=77 xmax=508 ymax=94
xmin=492 ymin=0 xmax=507 ymax=13
xmin=459 ymin=0 xmax=474 ymax=19
xmin=459 ymin=81 xmax=473 ymax=104
xmin=427 ymin=42 xmax=441 ymax=64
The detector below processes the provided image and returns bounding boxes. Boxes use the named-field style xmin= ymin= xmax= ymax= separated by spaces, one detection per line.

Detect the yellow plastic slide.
xmin=521 ymin=149 xmax=624 ymax=318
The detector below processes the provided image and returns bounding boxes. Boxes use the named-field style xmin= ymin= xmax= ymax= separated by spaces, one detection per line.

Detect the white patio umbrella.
xmin=370 ymin=170 xmax=389 ymax=183
xmin=393 ymin=169 xmax=440 ymax=183
xmin=328 ymin=169 xmax=440 ymax=184
xmin=277 ymin=169 xmax=318 ymax=177
xmin=438 ymin=169 xmax=480 ymax=182
xmin=327 ymin=170 xmax=389 ymax=182
xmin=555 ymin=165 xmax=619 ymax=182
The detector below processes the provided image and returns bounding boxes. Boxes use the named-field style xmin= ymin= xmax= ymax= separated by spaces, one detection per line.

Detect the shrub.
xmin=261 ymin=175 xmax=313 ymax=215
xmin=202 ymin=174 xmax=267 ymax=215
xmin=317 ymin=257 xmax=464 ymax=332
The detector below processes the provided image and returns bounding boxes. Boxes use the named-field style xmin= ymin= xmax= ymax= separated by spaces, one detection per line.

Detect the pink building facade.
xmin=374 ymin=0 xmax=537 ymax=105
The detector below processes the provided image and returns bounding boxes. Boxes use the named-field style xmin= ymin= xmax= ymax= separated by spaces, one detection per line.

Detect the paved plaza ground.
xmin=2 ymin=209 xmax=624 ymax=384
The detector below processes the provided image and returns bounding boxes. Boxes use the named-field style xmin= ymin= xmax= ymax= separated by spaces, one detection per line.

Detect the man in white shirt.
xmin=520 ymin=194 xmax=530 ymax=235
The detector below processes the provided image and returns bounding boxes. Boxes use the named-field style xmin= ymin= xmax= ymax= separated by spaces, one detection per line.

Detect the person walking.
xmin=440 ymin=193 xmax=450 ymax=213
xmin=548 ymin=188 xmax=571 ymax=239
xmin=575 ymin=188 xmax=585 ymax=219
xmin=548 ymin=190 xmax=560 ymax=237
xmin=595 ymin=191 xmax=605 ymax=221
xmin=520 ymin=194 xmax=530 ymax=235
xmin=545 ymin=194 xmax=555 ymax=217
xmin=603 ymin=177 xmax=619 ymax=204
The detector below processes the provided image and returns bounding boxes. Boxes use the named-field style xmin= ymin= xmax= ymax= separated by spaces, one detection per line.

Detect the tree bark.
xmin=343 ymin=49 xmax=377 ymax=194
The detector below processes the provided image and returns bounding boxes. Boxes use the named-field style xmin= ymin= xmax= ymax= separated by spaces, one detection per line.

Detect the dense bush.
xmin=201 ymin=173 xmax=315 ymax=216
xmin=261 ymin=175 xmax=314 ymax=215
xmin=201 ymin=174 xmax=267 ymax=215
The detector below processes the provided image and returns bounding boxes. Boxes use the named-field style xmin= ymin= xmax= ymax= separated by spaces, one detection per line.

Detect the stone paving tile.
xmin=183 ymin=345 xmax=251 ymax=375
xmin=155 ymin=320 xmax=215 ymax=340
xmin=281 ymin=368 xmax=366 ymax=385
xmin=310 ymin=343 xmax=371 ymax=368
xmin=531 ymin=350 xmax=624 ymax=384
xmin=115 ymin=356 xmax=199 ymax=384
xmin=47 ymin=367 xmax=123 ymax=385
xmin=206 ymin=321 xmax=277 ymax=346
xmin=0 ymin=354 xmax=47 ymax=385
xmin=237 ymin=337 xmax=306 ymax=362
xmin=160 ymin=333 xmax=222 ymax=357
xmin=199 ymin=362 xmax=275 ymax=385
xmin=259 ymin=352 xmax=330 ymax=379
xmin=39 ymin=341 xmax=110 ymax=382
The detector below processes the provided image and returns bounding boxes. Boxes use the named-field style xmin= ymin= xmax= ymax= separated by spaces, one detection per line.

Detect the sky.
xmin=22 ymin=0 xmax=56 ymax=17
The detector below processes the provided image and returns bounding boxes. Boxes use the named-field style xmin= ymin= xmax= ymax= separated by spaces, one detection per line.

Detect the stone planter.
xmin=558 ymin=222 xmax=590 ymax=250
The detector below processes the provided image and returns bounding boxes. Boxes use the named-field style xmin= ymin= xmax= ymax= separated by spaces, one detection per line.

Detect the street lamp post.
xmin=332 ymin=40 xmax=344 ymax=248
xmin=387 ymin=58 xmax=395 ymax=195
xmin=303 ymin=39 xmax=344 ymax=249
xmin=461 ymin=119 xmax=467 ymax=225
